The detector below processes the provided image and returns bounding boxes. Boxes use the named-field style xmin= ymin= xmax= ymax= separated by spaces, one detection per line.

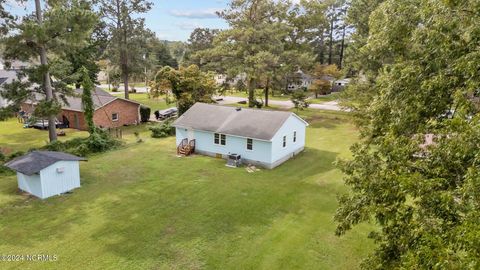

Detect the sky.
xmin=4 ymin=0 xmax=231 ymax=41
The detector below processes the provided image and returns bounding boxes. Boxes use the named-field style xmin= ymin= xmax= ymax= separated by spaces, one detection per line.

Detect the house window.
xmin=214 ymin=133 xmax=226 ymax=145
xmin=283 ymin=136 xmax=287 ymax=148
xmin=293 ymin=131 xmax=297 ymax=143
xmin=220 ymin=134 xmax=226 ymax=145
xmin=112 ymin=113 xmax=119 ymax=122
xmin=247 ymin=138 xmax=253 ymax=150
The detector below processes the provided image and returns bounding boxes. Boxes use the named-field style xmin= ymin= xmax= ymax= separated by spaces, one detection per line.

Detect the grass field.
xmin=308 ymin=93 xmax=341 ymax=104
xmin=0 ymin=109 xmax=373 ymax=269
xmin=0 ymin=119 xmax=89 ymax=153
xmin=222 ymin=89 xmax=293 ymax=101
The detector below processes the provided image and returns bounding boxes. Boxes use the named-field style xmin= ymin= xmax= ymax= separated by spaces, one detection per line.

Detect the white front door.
xmin=187 ymin=129 xmax=194 ymax=141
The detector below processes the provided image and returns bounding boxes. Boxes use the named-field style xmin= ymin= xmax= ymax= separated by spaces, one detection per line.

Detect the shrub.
xmin=8 ymin=151 xmax=25 ymax=160
xmin=150 ymin=121 xmax=175 ymax=138
xmin=43 ymin=130 xmax=121 ymax=157
xmin=140 ymin=105 xmax=151 ymax=123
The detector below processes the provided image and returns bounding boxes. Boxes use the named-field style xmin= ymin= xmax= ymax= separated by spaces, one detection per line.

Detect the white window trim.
xmin=112 ymin=113 xmax=119 ymax=122
xmin=214 ymin=133 xmax=227 ymax=146
xmin=293 ymin=131 xmax=297 ymax=143
xmin=246 ymin=138 xmax=253 ymax=151
xmin=283 ymin=135 xmax=287 ymax=148
xmin=220 ymin=134 xmax=227 ymax=146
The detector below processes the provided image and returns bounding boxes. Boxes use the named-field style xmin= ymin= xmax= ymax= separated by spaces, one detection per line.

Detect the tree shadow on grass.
xmin=89 ymin=148 xmax=339 ymax=267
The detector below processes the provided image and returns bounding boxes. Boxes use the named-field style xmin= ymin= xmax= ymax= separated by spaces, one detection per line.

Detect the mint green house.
xmin=173 ymin=103 xmax=308 ymax=169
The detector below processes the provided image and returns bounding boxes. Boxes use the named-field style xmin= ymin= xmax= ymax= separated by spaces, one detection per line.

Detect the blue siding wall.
xmin=271 ymin=115 xmax=306 ymax=163
xmin=176 ymin=127 xmax=188 ymax=145
xmin=39 ymin=161 xmax=81 ymax=199
xmin=17 ymin=172 xmax=42 ymax=198
xmin=175 ymin=113 xmax=307 ymax=168
xmin=194 ymin=130 xmax=272 ymax=163
xmin=176 ymin=127 xmax=272 ymax=163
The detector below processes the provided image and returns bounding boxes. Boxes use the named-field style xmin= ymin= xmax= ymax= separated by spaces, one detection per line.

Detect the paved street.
xmin=213 ymin=95 xmax=347 ymax=111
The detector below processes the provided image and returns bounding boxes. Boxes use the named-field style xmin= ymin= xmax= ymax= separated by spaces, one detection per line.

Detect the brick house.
xmin=22 ymin=88 xmax=141 ymax=130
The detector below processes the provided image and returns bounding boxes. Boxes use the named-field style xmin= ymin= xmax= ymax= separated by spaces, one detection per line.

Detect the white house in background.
xmin=5 ymin=151 xmax=86 ymax=199
xmin=332 ymin=78 xmax=351 ymax=92
xmin=0 ymin=70 xmax=19 ymax=108
xmin=287 ymin=70 xmax=317 ymax=91
xmin=173 ymin=103 xmax=308 ymax=169
xmin=214 ymin=73 xmax=247 ymax=87
xmin=0 ymin=58 xmax=30 ymax=108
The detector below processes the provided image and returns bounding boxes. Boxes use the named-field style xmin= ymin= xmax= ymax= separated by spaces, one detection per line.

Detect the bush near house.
xmin=149 ymin=120 xmax=175 ymax=138
xmin=140 ymin=105 xmax=151 ymax=123
xmin=43 ymin=130 xmax=121 ymax=156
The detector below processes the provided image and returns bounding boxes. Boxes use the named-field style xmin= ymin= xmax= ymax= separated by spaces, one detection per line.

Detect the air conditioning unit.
xmin=226 ymin=154 xmax=242 ymax=168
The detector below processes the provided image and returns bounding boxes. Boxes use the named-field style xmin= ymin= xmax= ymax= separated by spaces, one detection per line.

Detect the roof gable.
xmin=5 ymin=151 xmax=86 ymax=176
xmin=173 ymin=103 xmax=307 ymax=141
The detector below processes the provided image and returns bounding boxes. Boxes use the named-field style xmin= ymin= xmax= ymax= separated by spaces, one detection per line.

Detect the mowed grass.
xmin=223 ymin=89 xmax=293 ymax=101
xmin=0 ymin=119 xmax=89 ymax=153
xmin=0 ymin=110 xmax=374 ymax=269
xmin=110 ymin=93 xmax=172 ymax=112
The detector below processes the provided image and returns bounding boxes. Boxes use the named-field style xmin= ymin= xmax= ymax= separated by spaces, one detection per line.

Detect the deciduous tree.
xmin=336 ymin=1 xmax=480 ymax=268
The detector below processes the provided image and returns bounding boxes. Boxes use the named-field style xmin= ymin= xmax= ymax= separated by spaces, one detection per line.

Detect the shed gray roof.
xmin=173 ymin=103 xmax=307 ymax=141
xmin=5 ymin=151 xmax=86 ymax=176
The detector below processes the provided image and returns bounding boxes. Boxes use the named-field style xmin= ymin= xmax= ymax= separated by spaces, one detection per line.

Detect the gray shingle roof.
xmin=25 ymin=87 xmax=140 ymax=112
xmin=5 ymin=151 xmax=86 ymax=176
xmin=173 ymin=103 xmax=307 ymax=141
xmin=63 ymin=88 xmax=118 ymax=111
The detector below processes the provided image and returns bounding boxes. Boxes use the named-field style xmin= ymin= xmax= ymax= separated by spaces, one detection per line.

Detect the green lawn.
xmin=223 ymin=89 xmax=293 ymax=101
xmin=0 ymin=119 xmax=89 ymax=153
xmin=111 ymin=93 xmax=172 ymax=112
xmin=308 ymin=93 xmax=341 ymax=104
xmin=0 ymin=110 xmax=373 ymax=269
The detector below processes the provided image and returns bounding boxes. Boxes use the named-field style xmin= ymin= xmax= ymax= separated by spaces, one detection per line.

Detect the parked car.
xmin=154 ymin=107 xmax=178 ymax=120
xmin=31 ymin=119 xmax=63 ymax=130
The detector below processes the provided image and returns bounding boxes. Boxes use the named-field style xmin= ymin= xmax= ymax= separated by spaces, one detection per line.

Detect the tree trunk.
xmin=319 ymin=29 xmax=325 ymax=64
xmin=122 ymin=32 xmax=129 ymax=99
xmin=248 ymin=77 xmax=255 ymax=107
xmin=117 ymin=0 xmax=129 ymax=99
xmin=328 ymin=18 xmax=334 ymax=65
xmin=35 ymin=0 xmax=57 ymax=142
xmin=339 ymin=24 xmax=346 ymax=69
xmin=264 ymin=77 xmax=269 ymax=107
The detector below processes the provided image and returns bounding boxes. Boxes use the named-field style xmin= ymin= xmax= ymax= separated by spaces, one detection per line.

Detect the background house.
xmin=22 ymin=88 xmax=141 ymax=130
xmin=5 ymin=151 xmax=86 ymax=199
xmin=0 ymin=70 xmax=18 ymax=108
xmin=173 ymin=103 xmax=308 ymax=169
xmin=287 ymin=70 xmax=316 ymax=91
xmin=332 ymin=78 xmax=351 ymax=92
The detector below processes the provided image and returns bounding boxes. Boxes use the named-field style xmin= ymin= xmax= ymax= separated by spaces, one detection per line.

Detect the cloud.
xmin=176 ymin=22 xmax=203 ymax=31
xmin=168 ymin=8 xmax=220 ymax=19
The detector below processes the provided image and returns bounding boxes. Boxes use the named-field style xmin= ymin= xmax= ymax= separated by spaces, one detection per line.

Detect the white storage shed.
xmin=5 ymin=151 xmax=86 ymax=199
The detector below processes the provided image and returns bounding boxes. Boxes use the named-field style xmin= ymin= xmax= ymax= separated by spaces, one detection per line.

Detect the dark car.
xmin=155 ymin=107 xmax=178 ymax=120
xmin=31 ymin=119 xmax=63 ymax=130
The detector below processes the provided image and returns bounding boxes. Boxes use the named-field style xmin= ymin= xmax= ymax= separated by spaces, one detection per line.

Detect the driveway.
xmin=213 ymin=95 xmax=347 ymax=112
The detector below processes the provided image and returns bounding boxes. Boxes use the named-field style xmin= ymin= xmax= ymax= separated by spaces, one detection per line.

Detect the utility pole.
xmin=35 ymin=0 xmax=57 ymax=142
